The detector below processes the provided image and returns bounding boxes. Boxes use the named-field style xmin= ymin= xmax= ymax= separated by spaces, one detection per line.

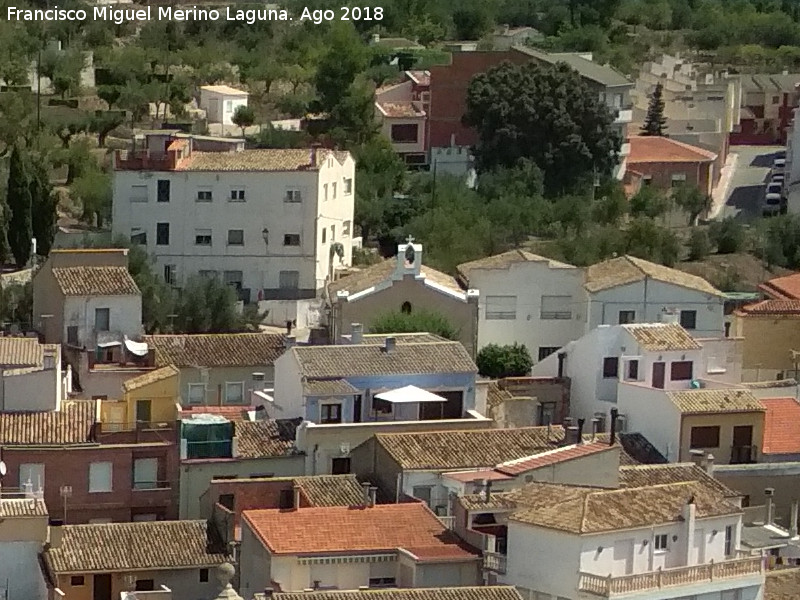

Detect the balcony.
xmin=578 ymin=557 xmax=764 ymax=597
xmin=483 ymin=551 xmax=507 ymax=574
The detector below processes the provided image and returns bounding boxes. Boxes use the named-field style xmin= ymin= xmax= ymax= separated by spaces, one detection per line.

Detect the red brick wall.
xmin=626 ymin=160 xmax=711 ymax=194
xmin=2 ymin=441 xmax=179 ymax=523
xmin=428 ymin=51 xmax=530 ymax=148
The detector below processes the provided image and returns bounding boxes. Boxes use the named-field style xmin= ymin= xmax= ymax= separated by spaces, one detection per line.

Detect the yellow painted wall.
xmin=679 ymin=411 xmax=765 ymax=465
xmin=733 ymin=313 xmax=800 ymax=373
xmin=124 ymin=372 xmax=180 ymax=424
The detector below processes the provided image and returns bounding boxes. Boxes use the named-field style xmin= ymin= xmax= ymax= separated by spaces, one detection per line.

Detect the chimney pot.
xmin=765 ymin=488 xmax=775 ymax=525
xmin=351 ymin=323 xmax=363 ymax=344
xmin=362 ymin=481 xmax=371 ymax=507
xmin=609 ymin=408 xmax=619 ymax=446
xmin=483 ymin=478 xmax=492 ymax=502
xmin=577 ymin=418 xmax=586 ymax=444
xmin=293 ymin=484 xmax=301 ymax=510
xmin=264 ymin=588 xmax=274 ymax=599
xmin=790 ymin=500 xmax=799 ymax=537
xmin=384 ymin=337 xmax=396 ymax=353
xmin=369 ymin=486 xmax=377 ymax=507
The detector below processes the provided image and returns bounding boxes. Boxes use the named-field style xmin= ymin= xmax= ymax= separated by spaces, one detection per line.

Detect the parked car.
xmin=776 ymin=150 xmax=787 ymax=160
xmin=774 ymin=157 xmax=787 ymax=171
xmin=772 ymin=172 xmax=786 ymax=184
xmin=763 ymin=192 xmax=784 ymax=216
xmin=767 ymin=182 xmax=783 ymax=196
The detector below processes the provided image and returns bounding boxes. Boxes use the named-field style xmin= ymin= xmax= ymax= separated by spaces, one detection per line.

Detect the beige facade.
xmin=0 ymin=498 xmax=49 ymax=600
xmin=733 ymin=311 xmax=800 ymax=381
xmin=679 ymin=411 xmax=765 ymax=465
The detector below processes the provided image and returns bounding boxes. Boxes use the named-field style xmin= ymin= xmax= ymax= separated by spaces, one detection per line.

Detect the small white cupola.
xmin=394 ymin=236 xmax=423 ymax=279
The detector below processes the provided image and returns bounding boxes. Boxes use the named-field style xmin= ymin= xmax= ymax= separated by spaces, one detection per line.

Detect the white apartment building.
xmin=199 ymin=85 xmax=249 ymax=126
xmin=112 ymin=132 xmax=355 ymax=302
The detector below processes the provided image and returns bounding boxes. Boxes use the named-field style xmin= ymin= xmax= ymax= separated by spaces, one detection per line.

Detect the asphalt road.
xmin=718 ymin=145 xmax=786 ymax=222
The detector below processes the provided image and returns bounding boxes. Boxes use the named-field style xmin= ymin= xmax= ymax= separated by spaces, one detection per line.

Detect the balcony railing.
xmin=578 ymin=557 xmax=764 ymax=597
xmin=483 ymin=552 xmax=507 ymax=574
xmin=132 ymin=480 xmax=171 ymax=491
xmin=438 ymin=515 xmax=455 ymax=530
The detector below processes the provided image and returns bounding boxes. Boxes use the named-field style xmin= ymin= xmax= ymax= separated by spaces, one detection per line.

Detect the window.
xmin=285 ymin=189 xmax=302 ymax=203
xmin=654 ymin=534 xmax=668 ymax=551
xmin=643 ymin=176 xmax=653 ymax=186
xmin=321 ymin=228 xmax=326 ymax=244
xmin=227 ymin=229 xmax=244 ymax=246
xmin=391 ymin=123 xmax=418 ymax=143
xmin=195 ymin=229 xmax=212 ymax=246
xmin=671 ymin=173 xmax=687 ymax=187
xmin=225 ymin=382 xmax=245 ymax=404
xmin=70 ymin=576 xmax=85 ymax=586
xmin=331 ymin=456 xmax=350 ymax=474
xmin=67 ymin=326 xmax=78 ymax=345
xmin=618 ymin=310 xmax=636 ymax=324
xmin=164 ymin=264 xmax=176 ymax=286
xmin=626 ymin=359 xmax=639 ymax=380
xmin=344 ymin=178 xmax=353 ymax=195
xmin=279 ymin=270 xmax=300 ymax=290
xmin=278 ymin=489 xmax=294 ymax=509
xmin=135 ymin=580 xmax=155 ymax=592
xmin=538 ymin=347 xmax=559 ymax=361
xmin=229 ymin=189 xmax=245 ymax=202
xmin=324 ymin=183 xmax=329 ymax=201
xmin=485 ymin=295 xmax=516 ymax=320
xmin=401 ymin=301 xmax=412 ymax=314
xmin=724 ymin=525 xmax=733 ymax=556
xmin=223 ymin=271 xmax=243 ymax=289
xmin=225 ymin=100 xmax=233 ymax=112
xmin=320 ymin=403 xmax=342 ymax=424
xmin=156 ymin=222 xmax=170 ymax=245
xmin=670 ymin=360 xmax=694 ymax=381
xmin=130 ymin=185 xmax=148 ymax=202
xmin=284 ymin=234 xmax=301 ymax=246
xmin=773 ymin=95 xmax=780 ymax=104
xmin=188 ymin=383 xmax=205 ymax=405
xmin=603 ymin=357 xmax=619 ymax=378
xmin=369 ymin=578 xmax=396 ymax=588
xmin=130 ymin=228 xmax=147 ymax=245
xmin=690 ymin=426 xmax=720 ymax=448
xmin=157 ymin=179 xmax=170 ymax=202
xmin=89 ymin=461 xmax=113 ymax=493
xmin=219 ymin=493 xmax=235 ymax=510
xmin=133 ymin=458 xmax=158 ymax=490
xmin=196 ymin=189 xmax=213 ymax=202
xmin=95 ymin=308 xmax=110 ymax=332
xmin=332 ymin=182 xmax=337 ymax=199
xmin=343 ymin=220 xmax=351 ymax=236
xmin=19 ymin=463 xmax=44 ymax=488
xmin=200 ymin=569 xmax=209 ymax=583
xmin=680 ymin=310 xmax=697 ymax=330
xmin=541 ymin=295 xmax=572 ymax=319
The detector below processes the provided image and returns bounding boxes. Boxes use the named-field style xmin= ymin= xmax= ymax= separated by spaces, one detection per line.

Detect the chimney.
xmin=703 ymin=453 xmax=715 ymax=474
xmin=310 ymin=143 xmax=322 ymax=166
xmin=609 ymin=408 xmax=619 ymax=446
xmin=557 ymin=352 xmax=566 ymax=378
xmin=369 ymin=486 xmax=377 ymax=507
xmin=263 ymin=588 xmax=274 ymax=599
xmin=765 ymin=488 xmax=775 ymax=525
xmin=683 ymin=496 xmax=697 ymax=564
xmin=591 ymin=418 xmax=600 ymax=441
xmin=577 ymin=418 xmax=585 ymax=444
xmin=689 ymin=448 xmax=704 ymax=467
xmin=566 ymin=426 xmax=579 ymax=445
xmin=284 ymin=335 xmax=296 ymax=349
xmin=791 ymin=500 xmax=799 ymax=537
xmin=483 ymin=479 xmax=492 ymax=502
xmin=362 ymin=482 xmax=371 ymax=507
xmin=286 ymin=320 xmax=293 ymax=335
xmin=383 ymin=337 xmax=396 ymax=353
xmin=293 ymin=484 xmax=301 ymax=510
xmin=661 ymin=307 xmax=680 ymax=325
xmin=48 ymin=519 xmax=64 ymax=549
xmin=351 ymin=323 xmax=363 ymax=344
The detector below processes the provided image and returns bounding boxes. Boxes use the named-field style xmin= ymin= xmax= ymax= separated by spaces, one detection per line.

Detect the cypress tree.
xmin=7 ymin=145 xmax=32 ymax=268
xmin=641 ymin=82 xmax=668 ymax=136
xmin=30 ymin=152 xmax=57 ymax=258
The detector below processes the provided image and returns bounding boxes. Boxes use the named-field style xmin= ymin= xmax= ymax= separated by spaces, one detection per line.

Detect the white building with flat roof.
xmin=199 ymin=85 xmax=249 ymax=126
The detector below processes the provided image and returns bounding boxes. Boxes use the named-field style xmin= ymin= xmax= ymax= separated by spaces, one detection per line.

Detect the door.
xmin=652 ymin=362 xmax=666 ymax=389
xmin=135 ymin=400 xmax=151 ymax=424
xmin=732 ymin=425 xmax=754 ymax=463
xmin=613 ymin=539 xmax=634 ymax=575
xmin=93 ymin=574 xmax=112 ymax=600
xmin=353 ymin=395 xmax=362 ymax=423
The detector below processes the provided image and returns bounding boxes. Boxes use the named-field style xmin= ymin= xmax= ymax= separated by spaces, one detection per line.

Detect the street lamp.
xmin=59 ymin=485 xmax=72 ymax=524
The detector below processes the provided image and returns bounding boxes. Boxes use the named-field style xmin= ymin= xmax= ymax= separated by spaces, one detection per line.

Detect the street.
xmin=717 ymin=145 xmax=786 ymax=222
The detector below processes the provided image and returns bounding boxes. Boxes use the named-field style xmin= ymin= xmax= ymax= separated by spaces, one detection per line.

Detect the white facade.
xmin=112 ymin=141 xmax=355 ymax=300
xmin=63 ymin=294 xmax=143 ymax=347
xmin=199 ymin=86 xmax=249 ymax=126
xmin=1 ymin=345 xmax=68 ymax=412
xmin=504 ymin=513 xmax=764 ymax=600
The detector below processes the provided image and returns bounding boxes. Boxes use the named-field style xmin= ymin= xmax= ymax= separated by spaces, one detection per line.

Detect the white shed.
xmin=199 ymin=85 xmax=249 ymax=126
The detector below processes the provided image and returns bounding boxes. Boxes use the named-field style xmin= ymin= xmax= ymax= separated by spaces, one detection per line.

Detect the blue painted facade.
xmin=303 ymin=372 xmax=476 ymax=423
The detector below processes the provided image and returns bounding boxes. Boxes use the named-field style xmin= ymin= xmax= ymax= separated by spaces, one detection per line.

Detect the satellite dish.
xmin=0 ymin=461 xmax=7 ymax=477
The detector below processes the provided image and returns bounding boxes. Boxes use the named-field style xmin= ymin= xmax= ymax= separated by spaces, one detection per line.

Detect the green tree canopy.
xmin=369 ymin=309 xmax=460 ymax=340
xmin=6 ymin=145 xmax=32 ymax=268
xmin=476 ymin=343 xmax=533 ymax=379
xmin=641 ymin=82 xmax=667 ymax=136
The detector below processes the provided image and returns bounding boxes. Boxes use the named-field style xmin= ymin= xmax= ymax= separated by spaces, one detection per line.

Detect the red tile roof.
xmin=495 ymin=441 xmax=615 ymax=475
xmin=628 ymin=136 xmax=717 ymax=164
xmin=736 ymin=299 xmax=800 ymax=315
xmin=242 ymin=504 xmax=479 ymax=561
xmin=759 ymin=273 xmax=800 ymax=300
xmin=761 ymin=397 xmax=800 ymax=455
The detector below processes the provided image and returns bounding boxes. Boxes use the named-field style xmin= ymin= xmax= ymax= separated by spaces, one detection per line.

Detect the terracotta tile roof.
xmin=233 ymin=418 xmax=301 ymax=459
xmin=122 ymin=365 xmax=179 ymax=392
xmin=358 ymin=333 xmax=448 ymax=345
xmin=619 ymin=463 xmax=740 ymax=497
xmin=0 ymin=337 xmax=44 ymax=367
xmin=0 ymin=498 xmax=48 ymax=518
xmin=295 ymin=475 xmax=368 ymax=506
xmin=302 ymin=379 xmax=360 ymax=396
xmin=766 ymin=567 xmax=800 ymax=600
xmin=144 ymin=333 xmax=285 ymax=368
xmin=291 ymin=342 xmax=477 ymax=378
xmin=760 ymin=397 xmax=800 ymax=455
xmin=179 ymin=148 xmax=349 ymax=172
xmin=377 ymin=101 xmax=425 ymax=118
xmin=508 ymin=480 xmax=741 ymax=533
xmin=328 ymin=259 xmax=463 ymax=298
xmin=623 ymin=323 xmax=702 ymax=351
xmin=495 ymin=441 xmax=617 ymax=475
xmin=270 ymin=588 xmax=522 ymax=600
xmin=628 ymin=136 xmax=717 ymax=163
xmin=741 ymin=378 xmax=798 ymax=389
xmin=586 ymin=255 xmax=722 ymax=296
xmin=456 ymin=250 xmax=575 ymax=285
xmin=374 ymin=427 xmax=564 ymax=470
xmin=242 ymin=504 xmax=479 ymax=559
xmin=52 ymin=266 xmax=140 ymax=296
xmin=759 ymin=273 xmax=800 ymax=300
xmin=44 ymin=520 xmax=229 ymax=573
xmin=668 ymin=389 xmax=765 ymax=414
xmin=736 ymin=299 xmax=800 ymax=315
xmin=0 ymin=401 xmax=96 ymax=446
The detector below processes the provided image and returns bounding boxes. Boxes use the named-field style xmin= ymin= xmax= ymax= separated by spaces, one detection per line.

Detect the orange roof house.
xmin=760 ymin=397 xmax=800 ymax=458
xmin=625 ymin=136 xmax=718 ymax=196
xmin=759 ymin=272 xmax=800 ymax=300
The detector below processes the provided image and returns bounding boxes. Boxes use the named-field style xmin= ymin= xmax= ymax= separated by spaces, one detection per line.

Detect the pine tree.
xmin=6 ymin=145 xmax=32 ymax=268
xmin=30 ymin=152 xmax=57 ymax=258
xmin=641 ymin=82 xmax=667 ymax=136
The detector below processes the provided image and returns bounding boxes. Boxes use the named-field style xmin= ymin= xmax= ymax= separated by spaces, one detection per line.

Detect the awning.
xmin=374 ymin=385 xmax=447 ymax=404
xmin=125 ymin=339 xmax=149 ymax=357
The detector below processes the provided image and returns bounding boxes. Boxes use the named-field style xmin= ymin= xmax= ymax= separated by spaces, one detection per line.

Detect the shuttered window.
xmin=485 ymin=296 xmax=516 ymax=320
xmin=540 ymin=295 xmax=572 ymax=319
